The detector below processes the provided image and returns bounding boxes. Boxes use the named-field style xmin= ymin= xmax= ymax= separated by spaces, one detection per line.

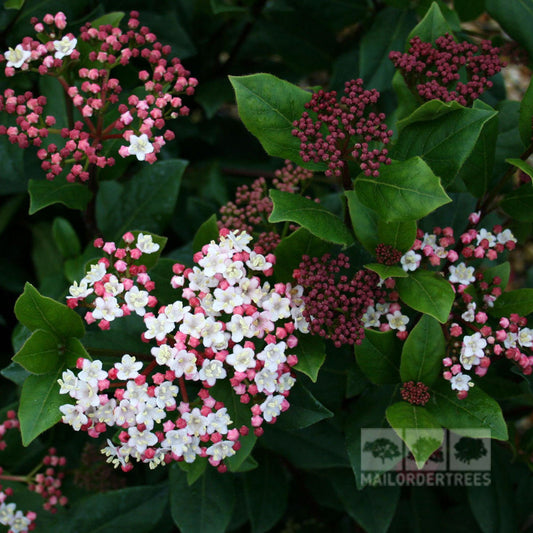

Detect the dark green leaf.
xmin=407 ymin=1 xmax=454 ymax=42
xmin=519 ymin=78 xmax=533 ymax=146
xmin=386 ymin=401 xmax=443 ymax=468
xmin=269 ymin=190 xmax=354 ymax=246
xmin=14 ymin=283 xmax=85 ymax=339
xmin=345 ymin=190 xmax=379 ymax=253
xmin=277 ymin=382 xmax=333 ymax=430
xmin=96 ymin=159 xmax=187 ymax=239
xmin=1 ymin=362 xmax=30 ymax=385
xmin=483 ymin=262 xmax=510 ymax=291
xmin=487 ymin=0 xmax=533 ymax=63
xmin=400 ymin=314 xmax=446 ymax=385
xmin=179 ymin=457 xmax=208 ymax=485
xmin=169 ymin=465 xmax=235 ymax=533
xmin=426 ymin=381 xmax=508 ymax=440
xmin=52 ymin=217 xmax=81 ymax=259
xmin=192 ymin=214 xmax=220 ymax=253
xmin=242 ymin=453 xmax=288 ymax=533
xmin=393 ymin=100 xmax=498 ymax=186
xmin=377 ymin=219 xmax=417 ymax=252
xmin=229 ymin=74 xmax=321 ymax=168
xmin=501 ymin=184 xmax=533 ymax=222
xmin=364 ymin=264 xmax=408 ymax=279
xmin=90 ymin=11 xmax=125 ymax=27
xmin=355 ymin=329 xmax=402 ymax=384
xmin=12 ymin=329 xmax=60 ymax=374
xmin=505 ymin=158 xmax=533 ymax=180
xmin=28 ymin=179 xmax=93 ymax=214
xmin=454 ymin=0 xmax=485 ymax=21
xmin=396 ymin=270 xmax=455 ymax=323
xmin=355 ymin=158 xmax=451 ymax=222
xmin=226 ymin=433 xmax=257 ymax=473
xmin=294 ymin=334 xmax=326 ymax=382
xmin=491 ymin=288 xmax=533 ymax=317
xmin=391 ymin=70 xmax=418 ymax=123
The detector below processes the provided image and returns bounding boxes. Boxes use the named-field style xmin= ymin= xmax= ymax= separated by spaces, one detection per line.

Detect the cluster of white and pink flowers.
xmin=0 ymin=496 xmax=34 ymax=533
xmin=59 ymin=229 xmax=308 ymax=471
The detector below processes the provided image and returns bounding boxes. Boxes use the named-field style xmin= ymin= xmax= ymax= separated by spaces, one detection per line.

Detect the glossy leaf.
xmin=355 ymin=157 xmax=451 ymax=222
xmin=386 ymin=401 xmax=443 ymax=468
xmin=179 ymin=457 xmax=208 ymax=486
xmin=269 ymin=190 xmax=354 ymax=246
xmin=192 ymin=214 xmax=219 ymax=253
xmin=12 ymin=329 xmax=60 ymax=374
xmin=407 ymin=2 xmax=454 ymax=42
xmin=393 ymin=100 xmax=498 ymax=186
xmin=170 ymin=465 xmax=235 ymax=533
xmin=229 ymin=74 xmax=320 ymax=167
xmin=294 ymin=334 xmax=326 ymax=382
xmin=377 ymin=219 xmax=417 ymax=252
xmin=52 ymin=217 xmax=81 ymax=259
xmin=90 ymin=11 xmax=125 ymax=27
xmin=355 ymin=329 xmax=402 ymax=384
xmin=519 ymin=78 xmax=533 ymax=146
xmin=490 ymin=288 xmax=533 ymax=317
xmin=345 ymin=190 xmax=379 ymax=253
xmin=28 ymin=179 xmax=93 ymax=215
xmin=396 ymin=270 xmax=454 ymax=323
xmin=226 ymin=433 xmax=257 ymax=473
xmin=364 ymin=264 xmax=408 ymax=279
xmin=506 ymin=158 xmax=533 ymax=181
xmin=400 ymin=314 xmax=446 ymax=385
xmin=14 ymin=283 xmax=85 ymax=339
xmin=426 ymin=381 xmax=508 ymax=440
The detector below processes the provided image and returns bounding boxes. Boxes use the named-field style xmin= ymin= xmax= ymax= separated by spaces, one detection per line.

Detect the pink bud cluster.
xmin=293 ymin=253 xmax=396 ymax=347
xmin=66 ymin=232 xmax=160 ymax=331
xmin=0 ymin=11 xmax=197 ymax=182
xmin=219 ymin=161 xmax=313 ymax=253
xmin=400 ymin=381 xmax=431 ymax=406
xmin=375 ymin=243 xmax=403 ymax=266
xmin=58 ymin=229 xmax=308 ymax=472
xmin=292 ymin=79 xmax=393 ymax=178
xmin=0 ymin=410 xmax=18 ymax=451
xmin=390 ymin=34 xmax=504 ymax=106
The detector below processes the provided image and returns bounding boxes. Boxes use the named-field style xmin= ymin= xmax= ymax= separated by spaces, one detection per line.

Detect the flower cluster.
xmin=293 ymin=253 xmax=405 ymax=346
xmin=219 ymin=161 xmax=313 ymax=253
xmin=292 ymin=79 xmax=393 ymax=178
xmin=0 ymin=491 xmax=35 ymax=533
xmin=59 ymin=229 xmax=308 ymax=471
xmin=0 ymin=11 xmax=197 ymax=182
xmin=390 ymin=34 xmax=504 ymax=106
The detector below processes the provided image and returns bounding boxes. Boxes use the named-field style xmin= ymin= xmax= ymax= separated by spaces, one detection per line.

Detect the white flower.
xmin=58 ymin=369 xmax=78 ymax=394
xmin=92 ymin=296 xmax=124 ymax=322
xmin=182 ymin=408 xmax=208 ymax=436
xmin=145 ymin=314 xmax=175 ymax=341
xmin=206 ymin=440 xmax=235 ymax=462
xmin=246 ymin=251 xmax=272 ymax=271
xmin=276 ymin=372 xmax=296 ymax=393
xmin=386 ymin=310 xmax=409 ymax=332
xmin=497 ymin=229 xmax=516 ymax=245
xmin=362 ymin=305 xmax=381 ymax=328
xmin=136 ymin=232 xmax=160 ymax=254
xmin=198 ymin=359 xmax=226 ymax=386
xmin=254 ymin=367 xmax=277 ymax=394
xmin=476 ymin=228 xmax=496 ymax=247
xmin=448 ymin=262 xmax=476 ymax=285
xmin=450 ymin=372 xmax=472 ymax=392
xmin=115 ymin=354 xmax=143 ymax=380
xmin=400 ymin=250 xmax=421 ymax=272
xmin=114 ymin=400 xmax=137 ymax=426
xmin=154 ymin=381 xmax=179 ymax=409
xmin=461 ymin=302 xmax=476 ymax=323
xmin=84 ymin=262 xmax=107 ymax=284
xmin=261 ymin=292 xmax=291 ymax=321
xmin=67 ymin=279 xmax=93 ymax=299
xmin=127 ymin=426 xmax=158 ymax=454
xmin=164 ymin=301 xmax=190 ymax=322
xmin=168 ymin=349 xmax=198 ymax=378
xmin=518 ymin=327 xmax=533 ymax=348
xmin=127 ymin=134 xmax=154 ymax=161
xmin=260 ymin=394 xmax=285 ymax=422
xmin=59 ymin=404 xmax=88 ymax=430
xmin=206 ymin=408 xmax=231 ymax=434
xmin=226 ymin=344 xmax=256 ymax=372
xmin=53 ymin=35 xmax=77 ymax=59
xmin=162 ymin=429 xmax=191 ymax=456
xmin=4 ymin=44 xmax=31 ymax=68
xmin=151 ymin=344 xmax=177 ymax=366
xmin=103 ymin=275 xmax=124 ymax=296
xmin=256 ymin=342 xmax=287 ymax=371
xmin=79 ymin=359 xmax=107 ymax=386
xmin=125 ymin=286 xmax=149 ymax=316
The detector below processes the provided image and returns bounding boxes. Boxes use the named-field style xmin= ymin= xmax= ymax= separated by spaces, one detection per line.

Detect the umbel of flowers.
xmin=59 ymin=230 xmax=307 ymax=471
xmin=0 ymin=11 xmax=197 ymax=182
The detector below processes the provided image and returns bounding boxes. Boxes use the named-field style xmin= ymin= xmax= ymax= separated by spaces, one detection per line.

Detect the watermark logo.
xmin=361 ymin=428 xmax=491 ymax=487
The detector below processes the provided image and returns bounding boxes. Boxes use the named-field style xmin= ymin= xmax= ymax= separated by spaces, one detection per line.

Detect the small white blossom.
xmin=206 ymin=440 xmax=235 ymax=462
xmin=92 ymin=296 xmax=124 ymax=322
xmin=450 ymin=372 xmax=473 ymax=391
xmin=127 ymin=134 xmax=154 ymax=161
xmin=67 ymin=279 xmax=93 ymax=299
xmin=448 ymin=262 xmax=476 ymax=285
xmin=53 ymin=35 xmax=77 ymax=59
xmin=362 ymin=306 xmax=381 ymax=328
xmin=145 ymin=314 xmax=175 ymax=341
xmin=386 ymin=310 xmax=409 ymax=332
xmin=226 ymin=344 xmax=256 ymax=372
xmin=198 ymin=359 xmax=226 ymax=386
xmin=115 ymin=354 xmax=143 ymax=380
xmin=84 ymin=262 xmax=107 ymax=284
xmin=136 ymin=232 xmax=160 ymax=254
xmin=260 ymin=395 xmax=285 ymax=422
xmin=59 ymin=404 xmax=88 ymax=430
xmin=4 ymin=44 xmax=31 ymax=68
xmin=125 ymin=286 xmax=149 ymax=316
xmin=400 ymin=250 xmax=421 ymax=272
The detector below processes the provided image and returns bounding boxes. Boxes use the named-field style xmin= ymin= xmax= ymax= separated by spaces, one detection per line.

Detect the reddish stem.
xmin=179 ymin=376 xmax=189 ymax=403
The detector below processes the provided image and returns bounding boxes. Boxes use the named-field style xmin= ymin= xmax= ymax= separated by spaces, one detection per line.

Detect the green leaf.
xmin=243 ymin=453 xmax=288 ymax=533
xmin=396 ymin=270 xmax=454 ymax=323
xmin=393 ymin=100 xmax=498 ymax=186
xmin=487 ymin=0 xmax=533 ymax=64
xmin=229 ymin=74 xmax=321 ymax=168
xmin=454 ymin=0 xmax=485 ymax=21
xmin=277 ymin=382 xmax=333 ymax=430
xmin=14 ymin=283 xmax=85 ymax=339
xmin=269 ymin=190 xmax=354 ymax=246
xmin=345 ymin=190 xmax=379 ymax=253
xmin=170 ymin=465 xmax=235 ymax=533
xmin=505 ymin=158 xmax=533 ymax=181
xmin=519 ymin=78 xmax=533 ymax=146
xmin=40 ymin=485 xmax=168 ymax=533
xmin=459 ymin=101 xmax=499 ymax=198
xmin=377 ymin=219 xmax=417 ymax=252
xmin=192 ymin=214 xmax=220 ymax=253
xmin=1 ymin=362 xmax=30 ymax=386
xmin=28 ymin=179 xmax=93 ymax=214
xmin=391 ymin=70 xmax=418 ymax=123
xmin=355 ymin=329 xmax=402 ymax=384
xmin=125 ymin=230 xmax=167 ymax=271
xmin=18 ymin=367 xmax=67 ymax=445
xmin=400 ymin=314 xmax=445 ymax=385
xmin=364 ymin=264 xmax=408 ymax=279
xmin=354 ymin=157 xmax=451 ymax=223
xmin=52 ymin=217 xmax=81 ymax=259
xmin=4 ymin=0 xmax=24 ymax=10
xmin=96 ymin=159 xmax=187 ymax=240
xmin=294 ymin=334 xmax=326 ymax=382
xmin=386 ymin=401 xmax=443 ymax=468
xmin=426 ymin=381 xmax=508 ymax=440
xmin=407 ymin=1 xmax=454 ymax=42
xmin=491 ymin=288 xmax=533 ymax=317
xmin=12 ymin=329 xmax=60 ymax=374
xmin=226 ymin=433 xmax=257 ymax=473
xmin=359 ymin=7 xmax=417 ymax=92
xmin=179 ymin=457 xmax=208 ymax=485
xmin=90 ymin=11 xmax=125 ymax=27
xmin=274 ymin=227 xmax=331 ymax=282
xmin=499 ymin=184 xmax=533 ymax=222
xmin=483 ymin=262 xmax=511 ymax=291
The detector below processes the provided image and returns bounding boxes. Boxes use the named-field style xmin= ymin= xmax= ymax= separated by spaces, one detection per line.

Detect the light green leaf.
xmin=13 ymin=329 xmax=60 ymax=374
xmin=365 ymin=263 xmax=407 ymax=279
xmin=386 ymin=401 xmax=443 ymax=468
xmin=396 ymin=270 xmax=454 ymax=323
xmin=355 ymin=157 xmax=451 ymax=223
xmin=90 ymin=11 xmax=125 ymax=27
xmin=407 ymin=1 xmax=454 ymax=42
xmin=269 ymin=190 xmax=354 ymax=246
xmin=400 ymin=314 xmax=446 ymax=385
xmin=377 ymin=219 xmax=417 ymax=252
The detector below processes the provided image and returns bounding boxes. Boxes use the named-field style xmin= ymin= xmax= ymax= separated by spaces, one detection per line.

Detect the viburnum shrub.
xmin=3 ymin=1 xmax=533 ymax=532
